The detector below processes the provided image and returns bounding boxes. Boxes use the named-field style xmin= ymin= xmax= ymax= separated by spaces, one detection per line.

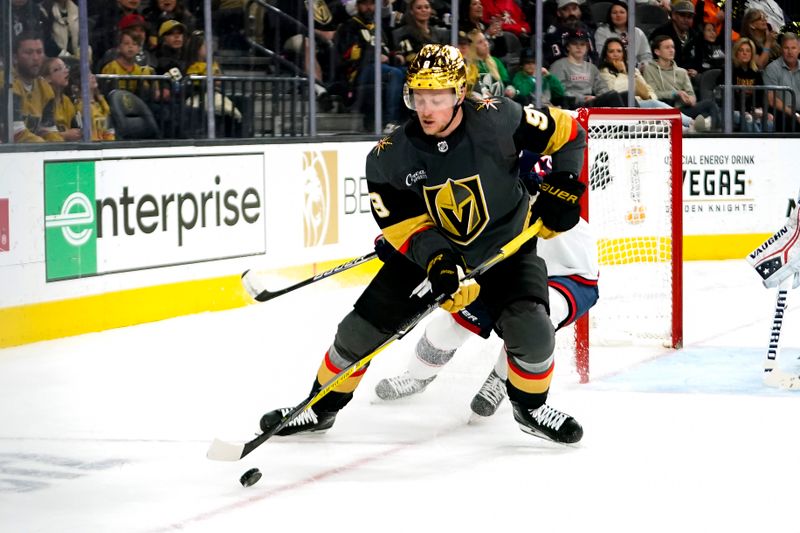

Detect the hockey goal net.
xmin=570 ymin=108 xmax=683 ymax=383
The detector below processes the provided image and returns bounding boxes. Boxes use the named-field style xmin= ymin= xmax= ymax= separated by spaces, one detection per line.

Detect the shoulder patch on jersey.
xmin=373 ymin=136 xmax=393 ymax=156
xmin=473 ymin=96 xmax=501 ymax=111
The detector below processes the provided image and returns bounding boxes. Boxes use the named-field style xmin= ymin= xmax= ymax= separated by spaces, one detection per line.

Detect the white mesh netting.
xmin=585 ymin=118 xmax=676 ymax=346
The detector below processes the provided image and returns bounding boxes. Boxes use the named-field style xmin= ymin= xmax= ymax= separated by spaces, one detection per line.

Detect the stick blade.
xmin=206 ymin=438 xmax=246 ymax=461
xmin=241 ymin=270 xmax=266 ymax=300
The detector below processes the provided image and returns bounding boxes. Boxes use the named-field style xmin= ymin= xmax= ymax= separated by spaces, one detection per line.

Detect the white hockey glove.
xmin=746 ymin=201 xmax=800 ymax=289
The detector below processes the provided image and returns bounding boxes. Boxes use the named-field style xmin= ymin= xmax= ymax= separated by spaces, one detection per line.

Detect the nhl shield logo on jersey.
xmin=423 ymin=176 xmax=489 ymax=245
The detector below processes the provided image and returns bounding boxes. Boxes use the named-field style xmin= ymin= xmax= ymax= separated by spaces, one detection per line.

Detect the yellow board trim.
xmin=683 ymin=233 xmax=771 ymax=261
xmin=0 ymin=258 xmax=382 ymax=349
xmin=0 ymin=233 xmax=767 ymax=349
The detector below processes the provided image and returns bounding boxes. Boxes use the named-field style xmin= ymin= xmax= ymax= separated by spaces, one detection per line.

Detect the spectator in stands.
xmin=393 ymin=0 xmax=450 ymax=64
xmin=549 ymin=30 xmax=626 ymax=108
xmin=212 ymin=0 xmax=248 ymax=51
xmin=733 ymin=0 xmax=790 ymax=35
xmin=68 ymin=65 xmax=115 ymax=140
xmin=42 ymin=57 xmax=81 ymax=141
xmin=269 ymin=0 xmax=347 ymax=84
xmin=648 ymin=0 xmax=701 ymax=78
xmin=458 ymin=0 xmax=506 ymax=58
xmin=185 ymin=30 xmax=222 ymax=81
xmin=511 ymin=47 xmax=565 ymax=106
xmin=143 ymin=0 xmax=196 ymax=50
xmin=763 ymin=32 xmax=800 ymax=131
xmin=542 ymin=0 xmax=599 ymax=66
xmin=100 ymin=28 xmax=156 ymax=96
xmin=182 ymin=30 xmax=243 ymax=137
xmin=40 ymin=0 xmax=85 ymax=59
xmin=11 ymin=31 xmax=64 ymax=142
xmin=739 ymin=8 xmax=782 ymax=70
xmin=154 ymin=20 xmax=188 ymax=76
xmin=480 ymin=0 xmax=531 ymax=47
xmin=693 ymin=21 xmax=725 ymax=74
xmin=594 ymin=0 xmax=652 ymax=69
xmin=470 ymin=28 xmax=516 ymax=97
xmin=643 ymin=34 xmax=718 ymax=130
xmin=457 ymin=32 xmax=482 ymax=94
xmin=91 ymin=0 xmax=143 ymax=70
xmin=598 ymin=36 xmax=692 ymax=127
xmin=335 ymin=0 xmax=406 ymax=132
xmin=424 ymin=0 xmax=453 ymax=28
xmin=12 ymin=0 xmax=56 ymax=56
xmin=690 ymin=0 xmax=737 ymax=40
xmin=727 ymin=37 xmax=773 ymax=131
xmin=96 ymin=14 xmax=157 ymax=71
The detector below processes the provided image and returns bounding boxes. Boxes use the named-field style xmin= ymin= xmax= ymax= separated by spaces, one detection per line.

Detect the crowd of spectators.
xmin=4 ymin=0 xmax=800 ymax=141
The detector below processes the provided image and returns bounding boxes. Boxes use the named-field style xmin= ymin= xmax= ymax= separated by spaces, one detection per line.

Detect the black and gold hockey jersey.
xmin=12 ymin=75 xmax=63 ymax=143
xmin=366 ymin=96 xmax=582 ymax=270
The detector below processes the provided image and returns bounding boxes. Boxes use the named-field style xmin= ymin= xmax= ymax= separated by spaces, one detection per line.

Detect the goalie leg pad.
xmin=747 ymin=203 xmax=800 ymax=288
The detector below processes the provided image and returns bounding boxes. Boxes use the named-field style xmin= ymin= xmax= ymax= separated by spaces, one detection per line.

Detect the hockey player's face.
xmin=413 ymin=89 xmax=461 ymax=135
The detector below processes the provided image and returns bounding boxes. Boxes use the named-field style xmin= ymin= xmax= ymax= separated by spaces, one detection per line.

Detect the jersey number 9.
xmin=523 ymin=106 xmax=549 ymax=131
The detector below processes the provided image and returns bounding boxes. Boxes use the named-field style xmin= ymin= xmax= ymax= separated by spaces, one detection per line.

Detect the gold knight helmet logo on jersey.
xmin=423 ymin=176 xmax=489 ymax=245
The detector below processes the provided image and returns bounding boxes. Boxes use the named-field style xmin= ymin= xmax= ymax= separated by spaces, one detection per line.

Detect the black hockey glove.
xmin=426 ymin=251 xmax=479 ymax=312
xmin=530 ymin=171 xmax=586 ymax=239
xmin=373 ymin=235 xmax=397 ymax=262
xmin=427 ymin=251 xmax=460 ymax=298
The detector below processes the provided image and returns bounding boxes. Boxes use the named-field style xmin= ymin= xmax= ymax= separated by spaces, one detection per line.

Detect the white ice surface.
xmin=1 ymin=260 xmax=799 ymax=533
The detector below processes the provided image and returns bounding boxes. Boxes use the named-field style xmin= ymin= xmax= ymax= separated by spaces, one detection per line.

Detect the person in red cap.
xmin=90 ymin=0 xmax=144 ymax=66
xmin=96 ymin=13 xmax=155 ymax=71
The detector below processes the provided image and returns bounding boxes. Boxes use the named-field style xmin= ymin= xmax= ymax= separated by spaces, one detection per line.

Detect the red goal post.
xmin=572 ymin=108 xmax=683 ymax=383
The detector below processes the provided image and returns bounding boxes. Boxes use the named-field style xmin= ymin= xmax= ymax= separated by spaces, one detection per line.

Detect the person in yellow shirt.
xmin=69 ymin=66 xmax=115 ymax=141
xmin=43 ymin=57 xmax=81 ymax=141
xmin=184 ymin=30 xmax=222 ymax=82
xmin=100 ymin=28 xmax=155 ymax=96
xmin=12 ymin=31 xmax=64 ymax=143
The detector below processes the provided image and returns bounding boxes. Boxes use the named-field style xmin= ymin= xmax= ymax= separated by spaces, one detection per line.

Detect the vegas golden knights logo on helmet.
xmin=423 ymin=176 xmax=489 ymax=245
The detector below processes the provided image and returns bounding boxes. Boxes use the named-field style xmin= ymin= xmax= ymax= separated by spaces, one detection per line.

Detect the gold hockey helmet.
xmin=405 ymin=44 xmax=467 ymax=91
xmin=404 ymin=44 xmax=466 ymax=110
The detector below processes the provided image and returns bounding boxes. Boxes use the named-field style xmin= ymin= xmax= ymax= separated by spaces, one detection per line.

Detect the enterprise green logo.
xmin=45 ymin=161 xmax=98 ymax=280
xmin=44 ymin=158 xmax=263 ymax=282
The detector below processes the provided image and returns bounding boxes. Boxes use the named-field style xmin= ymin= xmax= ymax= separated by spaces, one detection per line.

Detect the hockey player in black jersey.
xmin=259 ymin=44 xmax=588 ymax=444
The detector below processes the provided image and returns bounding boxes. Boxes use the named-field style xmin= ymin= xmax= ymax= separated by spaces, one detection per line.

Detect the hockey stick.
xmin=763 ymin=277 xmax=800 ymax=390
xmin=207 ymin=219 xmax=544 ymax=461
xmin=241 ymin=252 xmax=377 ymax=302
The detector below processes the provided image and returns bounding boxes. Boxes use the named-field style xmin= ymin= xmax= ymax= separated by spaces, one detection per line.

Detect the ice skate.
xmin=374 ymin=371 xmax=435 ymax=400
xmin=470 ymin=369 xmax=506 ymax=416
xmin=511 ymin=402 xmax=583 ymax=444
xmin=259 ymin=406 xmax=337 ymax=436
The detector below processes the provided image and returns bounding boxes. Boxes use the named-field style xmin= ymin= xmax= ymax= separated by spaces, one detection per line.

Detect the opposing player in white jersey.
xmin=374 ymin=152 xmax=600 ymax=416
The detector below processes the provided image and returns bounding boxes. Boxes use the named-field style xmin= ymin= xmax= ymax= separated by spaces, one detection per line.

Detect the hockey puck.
xmin=240 ymin=468 xmax=262 ymax=487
